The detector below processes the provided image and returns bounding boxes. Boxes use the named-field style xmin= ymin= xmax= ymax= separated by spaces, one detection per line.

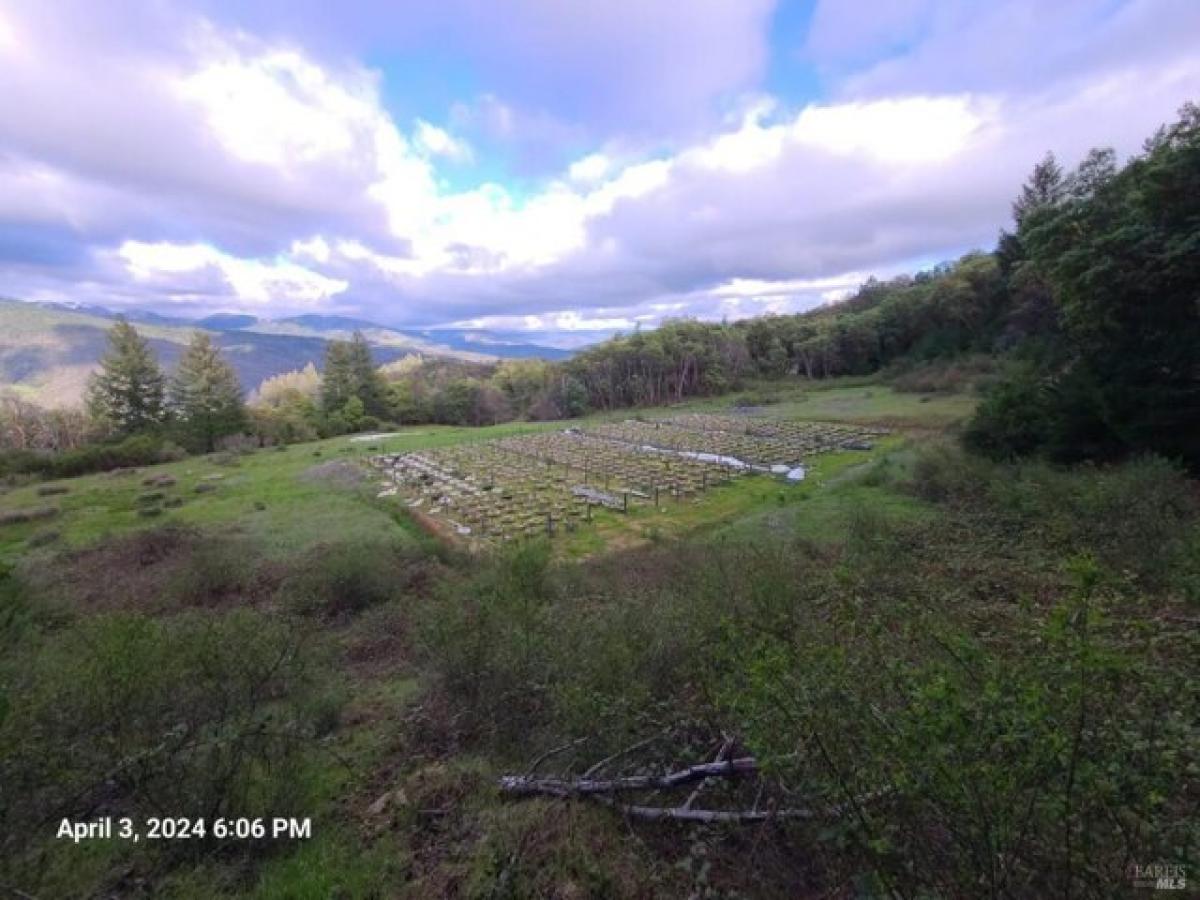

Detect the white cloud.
xmin=413 ymin=120 xmax=472 ymax=162
xmin=790 ymin=95 xmax=987 ymax=163
xmin=117 ymin=239 xmax=348 ymax=306
xmin=1 ymin=0 xmax=1199 ymax=335
xmin=178 ymin=45 xmax=381 ymax=168
xmin=568 ymin=152 xmax=611 ymax=182
xmin=290 ymin=235 xmax=332 ymax=263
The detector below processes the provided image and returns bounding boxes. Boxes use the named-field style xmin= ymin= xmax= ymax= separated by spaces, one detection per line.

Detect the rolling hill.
xmin=0 ymin=299 xmax=571 ymax=407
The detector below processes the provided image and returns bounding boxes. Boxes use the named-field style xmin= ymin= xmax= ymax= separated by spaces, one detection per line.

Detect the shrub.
xmin=167 ymin=536 xmax=255 ymax=607
xmin=910 ymin=444 xmax=1199 ymax=588
xmin=889 ymin=353 xmax=1001 ymax=394
xmin=718 ymin=559 xmax=1197 ymax=898
xmin=158 ymin=441 xmax=188 ymax=462
xmin=0 ymin=610 xmax=333 ymax=868
xmin=281 ymin=540 xmax=417 ymax=618
xmin=414 ymin=541 xmax=560 ymax=741
xmin=962 ymin=364 xmax=1053 ymax=459
xmin=0 ymin=506 xmax=59 ymax=526
xmin=0 ymin=434 xmax=188 ymax=480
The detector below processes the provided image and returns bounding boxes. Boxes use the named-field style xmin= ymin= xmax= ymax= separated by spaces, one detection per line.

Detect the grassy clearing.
xmin=747 ymin=383 xmax=977 ymax=428
xmin=0 ymin=381 xmax=963 ymax=564
xmin=557 ymin=435 xmax=917 ymax=557
xmin=0 ymin=422 xmax=558 ymax=562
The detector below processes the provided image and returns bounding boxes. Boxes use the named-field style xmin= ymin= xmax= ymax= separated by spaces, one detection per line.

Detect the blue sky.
xmin=0 ymin=0 xmax=1197 ymax=346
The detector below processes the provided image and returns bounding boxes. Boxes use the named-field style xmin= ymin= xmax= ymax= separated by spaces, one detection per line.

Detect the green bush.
xmin=718 ymin=557 xmax=1198 ymax=897
xmin=889 ymin=353 xmax=1001 ymax=394
xmin=911 ymin=444 xmax=1199 ymax=587
xmin=962 ymin=363 xmax=1053 ymax=459
xmin=281 ymin=540 xmax=417 ymax=618
xmin=410 ymin=502 xmax=1198 ymax=897
xmin=167 ymin=535 xmax=256 ymax=607
xmin=0 ymin=434 xmax=188 ymax=480
xmin=0 ymin=610 xmax=333 ymax=869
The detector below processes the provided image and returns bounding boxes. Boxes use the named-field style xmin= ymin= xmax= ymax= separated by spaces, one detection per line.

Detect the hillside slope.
xmin=0 ymin=300 xmax=425 ymax=406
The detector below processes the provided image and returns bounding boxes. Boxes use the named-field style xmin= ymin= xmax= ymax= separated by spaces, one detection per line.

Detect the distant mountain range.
xmin=0 ymin=299 xmax=573 ymax=408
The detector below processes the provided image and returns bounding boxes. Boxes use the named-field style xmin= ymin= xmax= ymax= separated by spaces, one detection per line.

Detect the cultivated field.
xmin=370 ymin=415 xmax=887 ymax=546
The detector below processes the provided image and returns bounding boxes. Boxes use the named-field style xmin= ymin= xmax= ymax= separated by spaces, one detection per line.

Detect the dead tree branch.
xmin=500 ymin=756 xmax=759 ymax=797
xmin=499 ymin=739 xmax=890 ymax=825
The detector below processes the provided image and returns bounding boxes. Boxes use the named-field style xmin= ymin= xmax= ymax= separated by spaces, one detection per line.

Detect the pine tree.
xmin=85 ymin=318 xmax=167 ymax=436
xmin=321 ymin=332 xmax=388 ymax=419
xmin=320 ymin=339 xmax=358 ymax=412
xmin=169 ymin=331 xmax=245 ymax=452
xmin=1012 ymin=152 xmax=1064 ymax=228
xmin=348 ymin=331 xmax=389 ymax=417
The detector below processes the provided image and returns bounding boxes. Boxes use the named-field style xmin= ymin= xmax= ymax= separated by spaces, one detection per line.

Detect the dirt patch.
xmin=30 ymin=525 xmax=285 ymax=615
xmin=300 ymin=460 xmax=367 ymax=489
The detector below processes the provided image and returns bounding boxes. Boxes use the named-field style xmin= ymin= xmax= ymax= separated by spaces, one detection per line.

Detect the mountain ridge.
xmin=0 ymin=299 xmax=572 ymax=408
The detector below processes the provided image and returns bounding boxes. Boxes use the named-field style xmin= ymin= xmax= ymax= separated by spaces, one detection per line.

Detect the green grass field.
xmin=0 ymin=383 xmax=969 ymax=563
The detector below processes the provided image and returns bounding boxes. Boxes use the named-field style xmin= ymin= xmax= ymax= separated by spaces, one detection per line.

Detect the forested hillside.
xmin=240 ymin=100 xmax=1199 ymax=448
xmin=561 ymin=103 xmax=1200 ymax=470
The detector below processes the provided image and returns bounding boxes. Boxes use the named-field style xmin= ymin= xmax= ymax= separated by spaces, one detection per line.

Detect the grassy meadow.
xmin=0 ymin=383 xmax=957 ymax=563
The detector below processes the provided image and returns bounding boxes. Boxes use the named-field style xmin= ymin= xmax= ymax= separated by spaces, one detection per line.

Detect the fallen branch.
xmin=500 ymin=755 xmax=758 ymax=797
xmin=499 ymin=741 xmax=891 ymax=825
xmin=589 ymin=794 xmax=820 ymax=823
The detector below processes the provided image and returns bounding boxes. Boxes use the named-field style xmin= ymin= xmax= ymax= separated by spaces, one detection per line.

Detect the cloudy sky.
xmin=1 ymin=0 xmax=1197 ymax=345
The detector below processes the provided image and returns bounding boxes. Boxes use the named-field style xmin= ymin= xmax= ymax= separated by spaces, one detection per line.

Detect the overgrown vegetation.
xmin=409 ymin=446 xmax=1199 ymax=896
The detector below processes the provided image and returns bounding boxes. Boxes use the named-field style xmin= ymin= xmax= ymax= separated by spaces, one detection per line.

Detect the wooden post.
xmin=546 ymin=513 xmax=553 ymax=536
xmin=623 ymin=492 xmax=628 ymax=513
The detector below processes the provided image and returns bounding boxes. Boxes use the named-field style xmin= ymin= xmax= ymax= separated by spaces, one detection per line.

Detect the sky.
xmin=0 ymin=0 xmax=1197 ymax=347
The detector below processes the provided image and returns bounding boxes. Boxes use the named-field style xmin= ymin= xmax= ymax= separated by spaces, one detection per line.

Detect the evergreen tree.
xmin=320 ymin=339 xmax=356 ymax=413
xmin=320 ymin=332 xmax=387 ymax=421
xmin=168 ymin=331 xmax=245 ymax=453
xmin=971 ymin=104 xmax=1200 ymax=469
xmin=347 ymin=331 xmax=389 ymax=417
xmin=1011 ymin=152 xmax=1064 ymax=227
xmin=85 ymin=318 xmax=167 ymax=436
